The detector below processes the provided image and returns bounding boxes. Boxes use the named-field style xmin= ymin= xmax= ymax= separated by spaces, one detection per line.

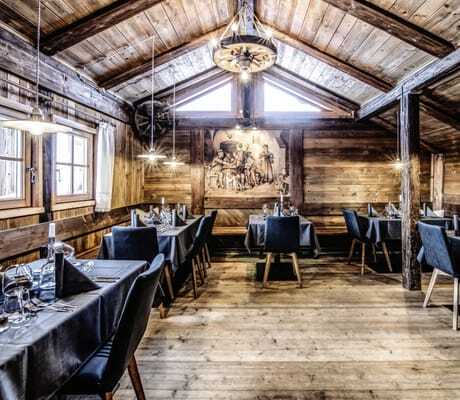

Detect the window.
xmin=0 ymin=126 xmax=30 ymax=209
xmin=263 ymin=80 xmax=324 ymax=113
xmin=55 ymin=132 xmax=92 ymax=201
xmin=176 ymin=81 xmax=233 ymax=112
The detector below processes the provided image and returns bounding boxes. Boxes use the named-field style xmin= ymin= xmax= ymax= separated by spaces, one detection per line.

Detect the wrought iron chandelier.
xmin=0 ymin=0 xmax=71 ymax=135
xmin=212 ymin=1 xmax=277 ymax=82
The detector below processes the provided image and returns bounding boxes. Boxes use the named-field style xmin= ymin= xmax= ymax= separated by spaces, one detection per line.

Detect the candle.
xmin=399 ymin=194 xmax=402 ymax=202
xmin=48 ymin=223 xmax=56 ymax=238
xmin=161 ymin=197 xmax=165 ymax=206
xmin=454 ymin=214 xmax=459 ymax=235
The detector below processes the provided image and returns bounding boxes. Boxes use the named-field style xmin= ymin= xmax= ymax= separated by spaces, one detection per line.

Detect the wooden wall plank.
xmin=191 ymin=129 xmax=205 ymax=214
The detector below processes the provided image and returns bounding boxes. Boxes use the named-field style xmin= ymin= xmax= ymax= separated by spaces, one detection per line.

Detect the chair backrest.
xmin=112 ymin=226 xmax=159 ymax=264
xmin=103 ymin=254 xmax=164 ymax=387
xmin=418 ymin=222 xmax=456 ymax=276
xmin=343 ymin=209 xmax=365 ymax=241
xmin=264 ymin=216 xmax=300 ymax=253
xmin=206 ymin=210 xmax=218 ymax=239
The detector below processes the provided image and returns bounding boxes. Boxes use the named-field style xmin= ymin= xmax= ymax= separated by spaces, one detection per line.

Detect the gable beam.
xmin=41 ymin=0 xmax=165 ymax=55
xmin=357 ymin=48 xmax=460 ymax=120
xmin=322 ymin=0 xmax=454 ymax=58
xmin=268 ymin=25 xmax=393 ymax=93
xmin=100 ymin=27 xmax=225 ymax=90
xmin=267 ymin=65 xmax=359 ymax=114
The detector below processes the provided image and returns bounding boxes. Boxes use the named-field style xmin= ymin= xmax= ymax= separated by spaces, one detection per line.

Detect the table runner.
xmin=98 ymin=217 xmax=201 ymax=272
xmin=365 ymin=216 xmax=452 ymax=244
xmin=244 ymin=215 xmax=321 ymax=256
xmin=0 ymin=259 xmax=146 ymax=400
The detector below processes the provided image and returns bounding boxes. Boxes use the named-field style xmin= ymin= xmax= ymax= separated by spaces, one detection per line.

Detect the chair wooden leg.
xmin=164 ymin=264 xmax=175 ymax=301
xmin=291 ymin=253 xmax=302 ymax=288
xmin=361 ymin=242 xmax=366 ymax=275
xmin=454 ymin=277 xmax=459 ymax=331
xmin=423 ymin=268 xmax=439 ymax=308
xmin=191 ymin=259 xmax=198 ymax=299
xmin=347 ymin=239 xmax=356 ymax=264
xmin=195 ymin=255 xmax=205 ymax=285
xmin=159 ymin=302 xmax=168 ymax=319
xmin=263 ymin=253 xmax=272 ymax=288
xmin=128 ymin=355 xmax=146 ymax=400
xmin=205 ymin=243 xmax=212 ymax=268
xmin=103 ymin=393 xmax=114 ymax=400
xmin=201 ymin=248 xmax=208 ymax=277
xmin=382 ymin=241 xmax=393 ymax=272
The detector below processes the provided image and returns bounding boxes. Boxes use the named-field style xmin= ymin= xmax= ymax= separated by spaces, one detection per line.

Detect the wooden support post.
xmin=400 ymin=92 xmax=421 ymax=290
xmin=191 ymin=129 xmax=205 ymax=215
xmin=288 ymin=129 xmax=304 ymax=210
xmin=431 ymin=153 xmax=444 ymax=210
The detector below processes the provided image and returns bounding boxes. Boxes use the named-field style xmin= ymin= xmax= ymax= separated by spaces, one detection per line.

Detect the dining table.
xmin=0 ymin=259 xmax=147 ymax=400
xmin=244 ymin=214 xmax=321 ymax=257
xmin=98 ymin=217 xmax=202 ymax=273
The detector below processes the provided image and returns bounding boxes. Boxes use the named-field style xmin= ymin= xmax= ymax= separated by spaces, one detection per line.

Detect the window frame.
xmin=54 ymin=130 xmax=94 ymax=204
xmin=0 ymin=124 xmax=32 ymax=211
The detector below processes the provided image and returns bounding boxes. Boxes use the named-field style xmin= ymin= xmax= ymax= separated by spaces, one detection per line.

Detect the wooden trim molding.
xmin=51 ymin=115 xmax=98 ymax=135
xmin=51 ymin=200 xmax=96 ymax=212
xmin=0 ymin=207 xmax=44 ymax=220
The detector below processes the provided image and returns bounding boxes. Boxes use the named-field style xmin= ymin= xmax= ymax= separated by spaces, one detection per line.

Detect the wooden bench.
xmin=212 ymin=226 xmax=248 ymax=236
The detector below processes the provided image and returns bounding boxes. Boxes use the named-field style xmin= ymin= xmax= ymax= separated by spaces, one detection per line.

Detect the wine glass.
xmin=2 ymin=264 xmax=33 ymax=326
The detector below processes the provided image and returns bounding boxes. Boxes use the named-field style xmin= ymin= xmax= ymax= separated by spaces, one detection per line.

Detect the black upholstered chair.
xmin=343 ymin=209 xmax=372 ymax=275
xmin=112 ymin=226 xmax=173 ymax=317
xmin=263 ymin=216 xmax=302 ymax=288
xmin=185 ymin=216 xmax=213 ymax=298
xmin=202 ymin=210 xmax=218 ymax=269
xmin=419 ymin=222 xmax=460 ymax=330
xmin=60 ymin=254 xmax=165 ymax=400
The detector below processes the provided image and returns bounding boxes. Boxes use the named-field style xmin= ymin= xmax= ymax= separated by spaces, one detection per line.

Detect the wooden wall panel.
xmin=143 ymin=130 xmax=192 ymax=205
xmin=0 ymin=68 xmax=144 ymax=263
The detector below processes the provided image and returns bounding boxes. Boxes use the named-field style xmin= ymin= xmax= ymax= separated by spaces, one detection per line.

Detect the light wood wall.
xmin=0 ymin=70 xmax=144 ymax=264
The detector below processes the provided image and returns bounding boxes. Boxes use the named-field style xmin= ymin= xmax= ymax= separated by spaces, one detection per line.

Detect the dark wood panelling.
xmin=191 ymin=129 xmax=205 ymax=214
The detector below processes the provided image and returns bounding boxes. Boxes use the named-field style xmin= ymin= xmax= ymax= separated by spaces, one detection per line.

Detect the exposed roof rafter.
xmin=0 ymin=4 xmax=40 ymax=41
xmin=267 ymin=25 xmax=393 ymax=93
xmin=41 ymin=0 xmax=165 ymax=55
xmin=100 ymin=27 xmax=226 ymax=90
xmin=322 ymin=0 xmax=454 ymax=58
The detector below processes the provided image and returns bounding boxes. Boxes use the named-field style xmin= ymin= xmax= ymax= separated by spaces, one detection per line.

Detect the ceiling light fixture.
xmin=164 ymin=67 xmax=185 ymax=168
xmin=212 ymin=1 xmax=277 ymax=79
xmin=138 ymin=36 xmax=166 ymax=161
xmin=0 ymin=0 xmax=71 ymax=136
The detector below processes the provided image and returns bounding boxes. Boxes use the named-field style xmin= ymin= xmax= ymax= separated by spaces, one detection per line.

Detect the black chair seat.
xmin=64 ymin=340 xmax=114 ymax=394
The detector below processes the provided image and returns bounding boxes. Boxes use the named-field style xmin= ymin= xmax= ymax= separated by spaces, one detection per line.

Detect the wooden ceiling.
xmin=0 ymin=0 xmax=459 ymax=150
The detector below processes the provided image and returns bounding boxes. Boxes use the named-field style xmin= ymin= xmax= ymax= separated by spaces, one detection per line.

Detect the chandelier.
xmin=212 ymin=1 xmax=277 ymax=82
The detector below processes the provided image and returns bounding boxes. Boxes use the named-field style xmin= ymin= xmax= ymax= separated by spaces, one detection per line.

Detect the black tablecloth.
xmin=98 ymin=217 xmax=201 ymax=272
xmin=244 ymin=215 xmax=321 ymax=256
xmin=0 ymin=259 xmax=146 ymax=400
xmin=365 ymin=216 xmax=452 ymax=244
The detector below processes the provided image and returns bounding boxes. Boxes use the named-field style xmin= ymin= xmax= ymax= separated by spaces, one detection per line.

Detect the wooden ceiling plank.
xmin=321 ymin=0 xmax=454 ymax=58
xmin=41 ymin=0 xmax=165 ymax=55
xmin=0 ymin=4 xmax=39 ymax=40
xmin=268 ymin=25 xmax=393 ymax=93
xmin=99 ymin=26 xmax=225 ymax=89
xmin=358 ymin=47 xmax=460 ymax=120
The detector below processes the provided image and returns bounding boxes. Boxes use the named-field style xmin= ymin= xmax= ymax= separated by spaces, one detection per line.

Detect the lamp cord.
xmin=35 ymin=0 xmax=41 ymax=108
xmin=150 ymin=36 xmax=155 ymax=151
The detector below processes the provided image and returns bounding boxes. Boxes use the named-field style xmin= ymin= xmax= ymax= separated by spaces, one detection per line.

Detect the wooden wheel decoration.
xmin=133 ymin=99 xmax=170 ymax=144
xmin=213 ymin=35 xmax=277 ymax=73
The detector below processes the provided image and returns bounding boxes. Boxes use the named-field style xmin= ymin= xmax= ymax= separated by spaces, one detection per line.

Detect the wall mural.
xmin=205 ymin=129 xmax=289 ymax=197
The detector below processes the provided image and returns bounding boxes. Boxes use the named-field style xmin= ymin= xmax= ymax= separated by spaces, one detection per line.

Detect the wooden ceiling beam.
xmin=0 ymin=5 xmax=40 ymax=40
xmin=267 ymin=65 xmax=359 ymax=114
xmin=357 ymin=47 xmax=460 ymax=120
xmin=322 ymin=0 xmax=454 ymax=58
xmin=267 ymin=25 xmax=393 ymax=93
xmin=100 ymin=27 xmax=225 ymax=90
xmin=420 ymin=95 xmax=460 ymax=132
xmin=41 ymin=0 xmax=165 ymax=55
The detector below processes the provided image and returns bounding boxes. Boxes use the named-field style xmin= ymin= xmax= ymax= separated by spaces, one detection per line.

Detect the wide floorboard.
xmin=115 ymin=256 xmax=460 ymax=399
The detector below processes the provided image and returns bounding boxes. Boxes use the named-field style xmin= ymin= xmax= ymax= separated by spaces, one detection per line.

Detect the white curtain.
xmin=95 ymin=122 xmax=115 ymax=212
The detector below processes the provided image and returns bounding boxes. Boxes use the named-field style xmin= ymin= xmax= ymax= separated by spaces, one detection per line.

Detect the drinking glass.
xmin=2 ymin=264 xmax=33 ymax=326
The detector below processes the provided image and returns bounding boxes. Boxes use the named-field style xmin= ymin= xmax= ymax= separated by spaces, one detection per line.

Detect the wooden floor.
xmin=114 ymin=256 xmax=460 ymax=399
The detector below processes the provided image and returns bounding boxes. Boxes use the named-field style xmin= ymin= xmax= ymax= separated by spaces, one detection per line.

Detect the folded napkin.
xmin=173 ymin=212 xmax=187 ymax=227
xmin=55 ymin=253 xmax=100 ymax=298
xmin=433 ymin=209 xmax=445 ymax=218
xmin=370 ymin=206 xmax=380 ymax=217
